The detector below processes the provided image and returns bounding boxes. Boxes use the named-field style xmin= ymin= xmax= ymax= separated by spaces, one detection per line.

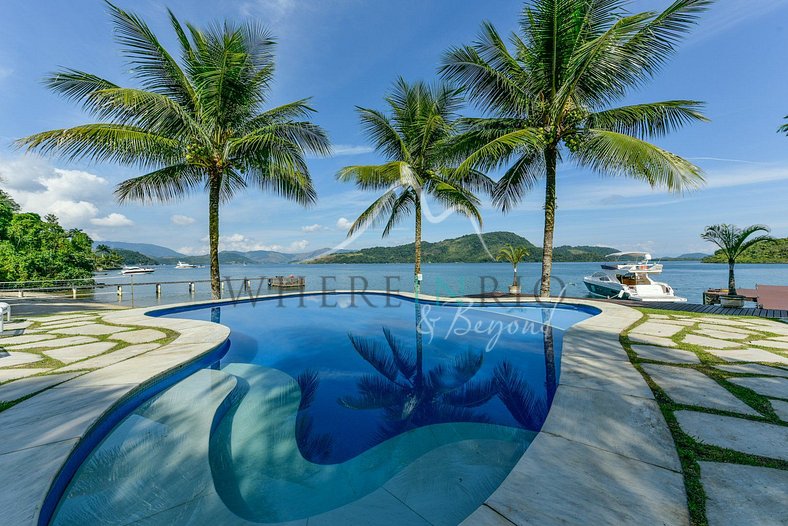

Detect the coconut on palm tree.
xmin=701 ymin=224 xmax=775 ymax=298
xmin=441 ymin=0 xmax=711 ymax=297
xmin=337 ymin=79 xmax=492 ymax=293
xmin=496 ymin=244 xmax=529 ymax=294
xmin=18 ymin=3 xmax=329 ymax=299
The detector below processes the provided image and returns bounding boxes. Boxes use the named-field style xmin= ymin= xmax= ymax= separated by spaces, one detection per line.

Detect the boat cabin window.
xmin=618 ymin=273 xmax=650 ymax=286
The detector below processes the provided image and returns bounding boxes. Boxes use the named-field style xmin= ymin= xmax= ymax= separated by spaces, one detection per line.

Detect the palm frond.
xmin=17 ymin=124 xmax=181 ymax=168
xmin=114 ymin=163 xmax=204 ymax=203
xmin=106 ymin=1 xmax=197 ymax=110
xmin=576 ymin=129 xmax=704 ymax=192
xmin=492 ymin=151 xmax=544 ymax=212
xmin=587 ymin=100 xmax=708 ymax=139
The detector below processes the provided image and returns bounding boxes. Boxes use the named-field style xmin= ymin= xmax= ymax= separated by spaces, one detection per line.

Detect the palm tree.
xmin=18 ymin=3 xmax=329 ymax=299
xmin=441 ymin=0 xmax=711 ymax=297
xmin=701 ymin=224 xmax=775 ymax=296
xmin=780 ymin=117 xmax=788 ymax=135
xmin=496 ymin=243 xmax=530 ymax=291
xmin=337 ymin=79 xmax=492 ymax=293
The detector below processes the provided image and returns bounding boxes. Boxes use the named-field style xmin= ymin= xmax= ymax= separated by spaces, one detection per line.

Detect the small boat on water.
xmin=583 ymin=252 xmax=686 ymax=302
xmin=120 ymin=266 xmax=155 ymax=275
xmin=175 ymin=261 xmax=198 ymax=269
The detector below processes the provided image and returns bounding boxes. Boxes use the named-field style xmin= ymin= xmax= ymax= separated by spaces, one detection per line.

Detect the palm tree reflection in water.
xmin=339 ymin=301 xmax=556 ymax=439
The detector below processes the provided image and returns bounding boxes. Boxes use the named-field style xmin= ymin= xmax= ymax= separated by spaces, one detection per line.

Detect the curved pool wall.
xmin=44 ymin=292 xmax=601 ymax=526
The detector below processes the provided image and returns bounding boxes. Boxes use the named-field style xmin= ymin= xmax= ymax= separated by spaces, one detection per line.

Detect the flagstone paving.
xmin=0 ymin=313 xmax=172 ymax=402
xmin=682 ymin=334 xmax=743 ymax=349
xmin=43 ymin=342 xmax=118 ymax=364
xmin=696 ymin=324 xmax=756 ymax=336
xmin=628 ymin=312 xmax=788 ymax=524
xmin=705 ymin=348 xmax=788 ymax=364
xmin=715 ymin=363 xmax=788 ymax=377
xmin=771 ymin=400 xmax=788 ymax=421
xmin=694 ymin=328 xmax=750 ymax=340
xmin=52 ymin=323 xmax=133 ymax=336
xmin=628 ymin=333 xmax=678 ymax=347
xmin=109 ymin=328 xmax=168 ymax=344
xmin=6 ymin=336 xmax=98 ymax=350
xmin=629 ymin=321 xmax=684 ymax=338
xmin=56 ymin=343 xmax=160 ymax=372
xmin=0 ymin=372 xmax=83 ymax=403
xmin=728 ymin=376 xmax=788 ymax=400
xmin=750 ymin=339 xmax=788 ymax=350
xmin=641 ymin=364 xmax=757 ymax=415
xmin=0 ymin=351 xmax=44 ymax=368
xmin=630 ymin=344 xmax=700 ymax=364
xmin=675 ymin=411 xmax=788 ymax=462
xmin=0 ymin=334 xmax=57 ymax=346
xmin=700 ymin=462 xmax=788 ymax=526
xmin=0 ymin=368 xmax=51 ymax=382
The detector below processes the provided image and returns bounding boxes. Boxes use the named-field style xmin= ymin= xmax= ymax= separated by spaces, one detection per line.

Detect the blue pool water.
xmin=49 ymin=294 xmax=597 ymax=525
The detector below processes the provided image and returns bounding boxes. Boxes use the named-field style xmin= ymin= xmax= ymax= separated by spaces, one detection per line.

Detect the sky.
xmin=0 ymin=0 xmax=787 ymax=257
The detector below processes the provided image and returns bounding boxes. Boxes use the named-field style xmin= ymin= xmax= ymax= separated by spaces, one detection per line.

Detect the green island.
xmin=702 ymin=238 xmax=788 ymax=264
xmin=309 ymin=232 xmax=618 ymax=264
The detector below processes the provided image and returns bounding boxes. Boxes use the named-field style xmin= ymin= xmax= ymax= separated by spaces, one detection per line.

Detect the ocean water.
xmin=92 ymin=261 xmax=788 ymax=308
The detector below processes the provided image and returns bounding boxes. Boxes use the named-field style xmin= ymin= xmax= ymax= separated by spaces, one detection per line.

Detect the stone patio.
xmin=628 ymin=312 xmax=788 ymax=525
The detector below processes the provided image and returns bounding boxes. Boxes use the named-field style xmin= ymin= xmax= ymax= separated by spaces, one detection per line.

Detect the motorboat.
xmin=175 ymin=261 xmax=198 ymax=269
xmin=120 ymin=266 xmax=155 ymax=275
xmin=583 ymin=252 xmax=686 ymax=302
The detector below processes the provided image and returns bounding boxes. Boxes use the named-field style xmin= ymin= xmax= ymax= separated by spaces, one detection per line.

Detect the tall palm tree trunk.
xmin=728 ymin=259 xmax=737 ymax=296
xmin=414 ymin=195 xmax=422 ymax=294
xmin=208 ymin=173 xmax=221 ymax=300
xmin=540 ymin=147 xmax=557 ymax=298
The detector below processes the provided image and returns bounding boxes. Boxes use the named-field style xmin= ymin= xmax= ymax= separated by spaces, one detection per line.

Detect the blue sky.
xmin=0 ymin=0 xmax=787 ymax=256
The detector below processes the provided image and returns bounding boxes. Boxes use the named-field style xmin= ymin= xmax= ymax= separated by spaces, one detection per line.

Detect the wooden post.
xmin=17 ymin=290 xmax=23 ymax=298
xmin=72 ymin=288 xmax=77 ymax=299
xmin=189 ymin=282 xmax=196 ymax=295
xmin=155 ymin=284 xmax=162 ymax=297
xmin=117 ymin=285 xmax=123 ymax=297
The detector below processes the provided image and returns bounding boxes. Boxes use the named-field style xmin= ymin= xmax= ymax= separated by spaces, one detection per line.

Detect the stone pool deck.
xmin=0 ymin=293 xmax=785 ymax=525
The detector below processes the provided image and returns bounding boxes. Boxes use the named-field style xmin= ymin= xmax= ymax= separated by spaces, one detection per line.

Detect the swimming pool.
xmin=48 ymin=293 xmax=598 ymax=525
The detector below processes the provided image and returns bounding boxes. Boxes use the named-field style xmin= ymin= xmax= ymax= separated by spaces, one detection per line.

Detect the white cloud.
xmin=90 ymin=213 xmax=134 ymax=227
xmin=301 ymin=223 xmax=326 ymax=232
xmin=331 ymin=144 xmax=374 ymax=157
xmin=0 ymin=156 xmax=114 ymax=228
xmin=171 ymin=214 xmax=196 ymax=226
xmin=337 ymin=217 xmax=353 ymax=230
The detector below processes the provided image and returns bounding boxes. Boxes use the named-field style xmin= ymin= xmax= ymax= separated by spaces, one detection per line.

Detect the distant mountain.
xmin=100 ymin=241 xmax=344 ymax=265
xmin=309 ymin=232 xmax=619 ymax=264
xmin=98 ymin=241 xmax=184 ymax=258
xmin=661 ymin=252 xmax=710 ymax=261
xmin=702 ymin=238 xmax=788 ymax=264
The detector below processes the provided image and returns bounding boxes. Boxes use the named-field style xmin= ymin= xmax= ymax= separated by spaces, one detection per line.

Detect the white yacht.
xmin=120 ymin=266 xmax=155 ymax=275
xmin=175 ymin=261 xmax=198 ymax=269
xmin=583 ymin=252 xmax=686 ymax=302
